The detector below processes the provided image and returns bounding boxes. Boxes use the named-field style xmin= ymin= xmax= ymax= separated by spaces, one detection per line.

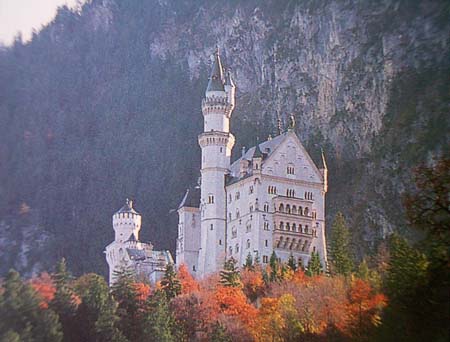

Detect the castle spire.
xmin=206 ymin=46 xmax=225 ymax=92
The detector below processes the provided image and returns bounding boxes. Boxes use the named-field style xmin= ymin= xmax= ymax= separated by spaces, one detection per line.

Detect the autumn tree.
xmin=29 ymin=272 xmax=56 ymax=309
xmin=0 ymin=269 xmax=62 ymax=341
xmin=329 ymin=212 xmax=354 ymax=276
xmin=177 ymin=264 xmax=199 ymax=294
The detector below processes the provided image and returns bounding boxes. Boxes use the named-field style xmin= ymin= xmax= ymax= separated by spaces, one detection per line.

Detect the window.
xmin=268 ymin=186 xmax=277 ymax=194
xmin=286 ymin=223 xmax=290 ymax=231
xmin=235 ymin=192 xmax=240 ymax=200
xmin=208 ymin=194 xmax=214 ymax=204
xmin=264 ymin=222 xmax=270 ymax=231
xmin=229 ymin=246 xmax=233 ymax=255
xmin=228 ymin=213 xmax=232 ymax=221
xmin=265 ymin=240 xmax=268 ymax=247
xmin=236 ymin=209 xmax=240 ymax=219
xmin=279 ymin=203 xmax=284 ymax=212
xmin=219 ymin=239 xmax=222 ymax=245
xmin=286 ymin=189 xmax=295 ymax=197
xmin=304 ymin=207 xmax=309 ymax=216
xmin=235 ymin=244 xmax=239 ymax=253
xmin=231 ymin=226 xmax=237 ymax=238
xmin=228 ymin=194 xmax=232 ymax=203
xmin=264 ymin=203 xmax=269 ymax=212
xmin=220 ymin=147 xmax=223 ymax=153
xmin=193 ymin=265 xmax=196 ymax=271
xmin=279 ymin=221 xmax=284 ymax=230
xmin=299 ymin=206 xmax=303 ymax=215
xmin=263 ymin=255 xmax=269 ymax=263
xmin=292 ymin=223 xmax=297 ymax=232
xmin=305 ymin=225 xmax=309 ymax=234
xmin=210 ymin=224 xmax=213 ymax=230
xmin=287 ymin=165 xmax=295 ymax=175
xmin=249 ymin=205 xmax=254 ymax=212
xmin=249 ymin=185 xmax=254 ymax=194
xmin=247 ymin=239 xmax=251 ymax=249
xmin=286 ymin=204 xmax=291 ymax=214
xmin=246 ymin=223 xmax=251 ymax=233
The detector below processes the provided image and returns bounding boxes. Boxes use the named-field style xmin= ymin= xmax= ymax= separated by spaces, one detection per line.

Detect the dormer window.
xmin=287 ymin=164 xmax=295 ymax=175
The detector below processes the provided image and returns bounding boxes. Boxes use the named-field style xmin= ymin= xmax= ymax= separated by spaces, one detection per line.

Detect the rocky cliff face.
xmin=0 ymin=0 xmax=448 ymax=275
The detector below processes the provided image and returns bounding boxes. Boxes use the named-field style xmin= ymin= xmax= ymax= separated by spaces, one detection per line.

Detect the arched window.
xmin=279 ymin=222 xmax=284 ymax=230
xmin=279 ymin=203 xmax=284 ymax=212
xmin=304 ymin=207 xmax=309 ymax=216
xmin=235 ymin=244 xmax=239 ymax=253
xmin=305 ymin=225 xmax=309 ymax=234
xmin=249 ymin=185 xmax=254 ymax=194
xmin=292 ymin=205 xmax=297 ymax=214
xmin=236 ymin=209 xmax=240 ymax=219
xmin=299 ymin=206 xmax=303 ymax=215
xmin=265 ymin=240 xmax=268 ymax=247
xmin=286 ymin=223 xmax=290 ymax=231
xmin=292 ymin=223 xmax=297 ymax=232
xmin=264 ymin=203 xmax=269 ymax=212
xmin=299 ymin=224 xmax=303 ymax=233
xmin=232 ymin=226 xmax=237 ymax=238
xmin=264 ymin=222 xmax=270 ymax=231
xmin=286 ymin=204 xmax=291 ymax=214
xmin=247 ymin=239 xmax=251 ymax=249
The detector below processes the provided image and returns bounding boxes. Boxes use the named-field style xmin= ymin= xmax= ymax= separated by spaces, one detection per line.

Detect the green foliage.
xmin=143 ymin=291 xmax=178 ymax=342
xmin=208 ymin=322 xmax=232 ymax=342
xmin=287 ymin=253 xmax=297 ymax=272
xmin=0 ymin=269 xmax=63 ymax=341
xmin=220 ymin=258 xmax=241 ymax=287
xmin=243 ymin=253 xmax=254 ymax=270
xmin=306 ymin=252 xmax=323 ymax=277
xmin=160 ymin=263 xmax=181 ymax=299
xmin=50 ymin=258 xmax=77 ymax=341
xmin=329 ymin=212 xmax=354 ymax=276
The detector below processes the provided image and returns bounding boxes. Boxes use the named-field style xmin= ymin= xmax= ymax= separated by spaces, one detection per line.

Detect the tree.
xmin=160 ymin=263 xmax=182 ymax=299
xmin=243 ymin=253 xmax=254 ymax=270
xmin=0 ymin=269 xmax=63 ymax=341
xmin=74 ymin=273 xmax=126 ymax=342
xmin=177 ymin=264 xmax=199 ymax=294
xmin=287 ymin=254 xmax=297 ymax=272
xmin=208 ymin=322 xmax=232 ymax=342
xmin=50 ymin=258 xmax=78 ymax=341
xmin=111 ymin=265 xmax=144 ymax=341
xmin=143 ymin=291 xmax=177 ymax=342
xmin=219 ymin=258 xmax=241 ymax=288
xmin=329 ymin=212 xmax=354 ymax=276
xmin=306 ymin=251 xmax=323 ymax=276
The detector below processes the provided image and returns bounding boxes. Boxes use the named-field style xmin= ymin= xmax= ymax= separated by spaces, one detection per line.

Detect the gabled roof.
xmin=206 ymin=48 xmax=225 ymax=92
xmin=126 ymin=233 xmax=137 ymax=242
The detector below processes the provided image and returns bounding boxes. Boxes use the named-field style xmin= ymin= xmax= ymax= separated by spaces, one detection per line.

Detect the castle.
xmin=104 ymin=199 xmax=173 ymax=284
xmin=176 ymin=49 xmax=328 ymax=277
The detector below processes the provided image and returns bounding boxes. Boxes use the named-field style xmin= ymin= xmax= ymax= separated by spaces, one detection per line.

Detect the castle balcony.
xmin=273 ymin=228 xmax=314 ymax=254
xmin=272 ymin=195 xmax=314 ymax=217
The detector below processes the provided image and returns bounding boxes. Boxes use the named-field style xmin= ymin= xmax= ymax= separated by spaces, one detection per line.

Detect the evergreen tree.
xmin=329 ymin=212 xmax=354 ymax=276
xmin=143 ymin=291 xmax=177 ymax=342
xmin=75 ymin=273 xmax=127 ymax=342
xmin=111 ymin=265 xmax=143 ymax=341
xmin=269 ymin=251 xmax=282 ymax=282
xmin=208 ymin=322 xmax=232 ymax=342
xmin=287 ymin=253 xmax=297 ymax=272
xmin=306 ymin=251 xmax=323 ymax=276
xmin=160 ymin=263 xmax=181 ymax=299
xmin=50 ymin=258 xmax=78 ymax=341
xmin=0 ymin=269 xmax=62 ymax=341
xmin=220 ymin=258 xmax=241 ymax=287
xmin=243 ymin=253 xmax=254 ymax=270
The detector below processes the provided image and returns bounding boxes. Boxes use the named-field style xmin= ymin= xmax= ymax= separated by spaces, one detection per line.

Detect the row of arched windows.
xmin=277 ymin=204 xmax=310 ymax=216
xmin=278 ymin=221 xmax=310 ymax=234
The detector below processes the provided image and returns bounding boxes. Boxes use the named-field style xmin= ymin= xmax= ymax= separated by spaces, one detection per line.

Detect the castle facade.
xmin=176 ymin=49 xmax=328 ymax=277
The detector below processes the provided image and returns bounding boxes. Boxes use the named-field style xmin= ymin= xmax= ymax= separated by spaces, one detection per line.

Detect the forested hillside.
xmin=0 ymin=0 xmax=448 ymax=276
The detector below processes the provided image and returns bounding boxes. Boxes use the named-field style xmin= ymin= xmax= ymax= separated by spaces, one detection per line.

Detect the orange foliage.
xmin=178 ymin=264 xmax=200 ymax=294
xmin=29 ymin=272 xmax=56 ymax=309
xmin=241 ymin=268 xmax=265 ymax=302
xmin=133 ymin=282 xmax=151 ymax=302
xmin=214 ymin=286 xmax=257 ymax=326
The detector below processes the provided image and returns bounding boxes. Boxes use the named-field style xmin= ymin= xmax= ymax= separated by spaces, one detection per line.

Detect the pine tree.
xmin=269 ymin=251 xmax=282 ymax=282
xmin=143 ymin=291 xmax=177 ymax=342
xmin=220 ymin=258 xmax=241 ymax=287
xmin=0 ymin=269 xmax=62 ymax=341
xmin=306 ymin=251 xmax=323 ymax=276
xmin=287 ymin=253 xmax=297 ymax=272
xmin=329 ymin=212 xmax=354 ymax=276
xmin=74 ymin=273 xmax=127 ymax=342
xmin=243 ymin=253 xmax=254 ymax=270
xmin=160 ymin=263 xmax=181 ymax=299
xmin=50 ymin=258 xmax=77 ymax=341
xmin=111 ymin=265 xmax=143 ymax=341
xmin=208 ymin=322 xmax=232 ymax=342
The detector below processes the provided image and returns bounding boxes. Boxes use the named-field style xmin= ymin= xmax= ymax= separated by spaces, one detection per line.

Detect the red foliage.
xmin=29 ymin=272 xmax=56 ymax=309
xmin=133 ymin=282 xmax=151 ymax=302
xmin=178 ymin=264 xmax=200 ymax=294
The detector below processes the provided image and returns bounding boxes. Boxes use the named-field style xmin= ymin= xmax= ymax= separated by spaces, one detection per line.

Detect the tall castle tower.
xmin=197 ymin=48 xmax=235 ymax=275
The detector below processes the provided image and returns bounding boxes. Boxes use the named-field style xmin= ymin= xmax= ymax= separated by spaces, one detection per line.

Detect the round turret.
xmin=112 ymin=198 xmax=142 ymax=243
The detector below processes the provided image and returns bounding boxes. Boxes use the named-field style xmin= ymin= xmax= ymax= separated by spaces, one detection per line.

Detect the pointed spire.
xmin=320 ymin=148 xmax=328 ymax=170
xmin=253 ymin=138 xmax=264 ymax=159
xmin=206 ymin=46 xmax=225 ymax=92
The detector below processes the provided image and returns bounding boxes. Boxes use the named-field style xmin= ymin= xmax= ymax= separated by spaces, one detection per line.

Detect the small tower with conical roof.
xmin=197 ymin=48 xmax=236 ymax=276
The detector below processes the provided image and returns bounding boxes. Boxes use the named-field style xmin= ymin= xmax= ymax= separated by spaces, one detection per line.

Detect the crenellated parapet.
xmin=198 ymin=131 xmax=235 ymax=149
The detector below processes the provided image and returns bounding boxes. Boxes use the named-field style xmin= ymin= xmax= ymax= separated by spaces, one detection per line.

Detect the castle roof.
xmin=178 ymin=186 xmax=201 ymax=209
xmin=126 ymin=248 xmax=146 ymax=261
xmin=206 ymin=47 xmax=225 ymax=92
xmin=116 ymin=198 xmax=139 ymax=215
xmin=126 ymin=233 xmax=137 ymax=242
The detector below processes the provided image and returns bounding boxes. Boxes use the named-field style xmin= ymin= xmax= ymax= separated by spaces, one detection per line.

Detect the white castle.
xmin=105 ymin=199 xmax=173 ymax=284
xmin=176 ymin=49 xmax=328 ymax=277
